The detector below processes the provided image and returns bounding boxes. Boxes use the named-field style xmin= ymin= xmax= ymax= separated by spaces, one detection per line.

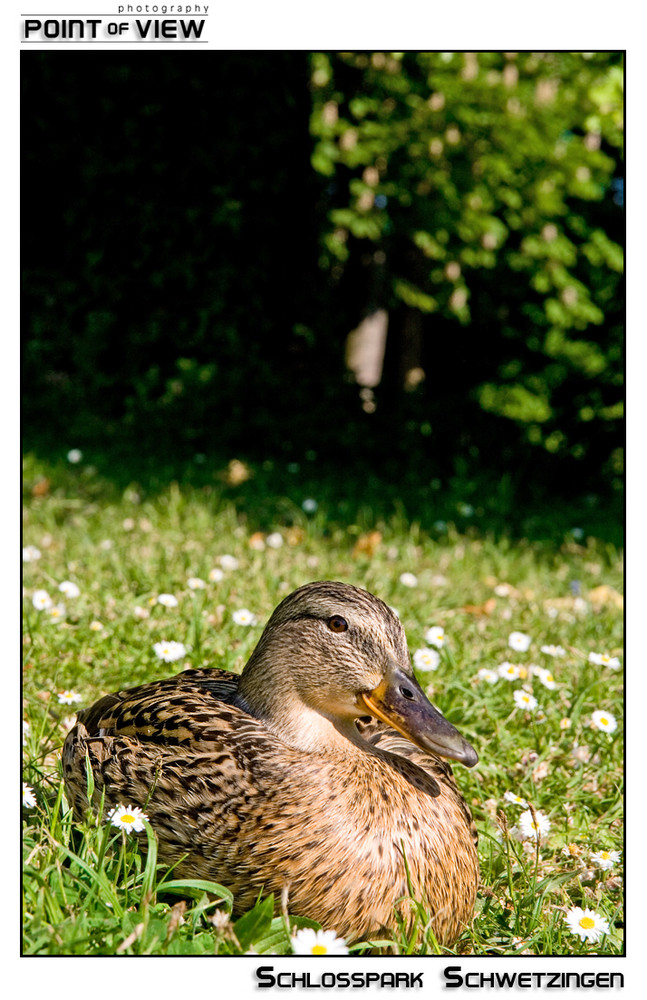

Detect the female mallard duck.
xmin=63 ymin=581 xmax=479 ymax=945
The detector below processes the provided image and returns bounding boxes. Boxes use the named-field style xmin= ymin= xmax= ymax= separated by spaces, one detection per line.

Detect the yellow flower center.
xmin=311 ymin=945 xmax=328 ymax=955
xmin=600 ymin=852 xmax=609 ymax=860
xmin=122 ymin=814 xmax=135 ymax=824
xmin=600 ymin=717 xmax=608 ymax=726
xmin=579 ymin=917 xmax=595 ymax=930
xmin=602 ymin=655 xmax=609 ymax=662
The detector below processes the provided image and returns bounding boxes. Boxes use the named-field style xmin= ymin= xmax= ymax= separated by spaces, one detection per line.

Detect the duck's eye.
xmin=399 ymin=685 xmax=415 ymax=700
xmin=327 ymin=615 xmax=348 ymax=633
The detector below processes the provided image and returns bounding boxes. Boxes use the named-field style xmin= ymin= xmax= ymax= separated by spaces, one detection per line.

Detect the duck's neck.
xmin=236 ymin=651 xmax=367 ymax=757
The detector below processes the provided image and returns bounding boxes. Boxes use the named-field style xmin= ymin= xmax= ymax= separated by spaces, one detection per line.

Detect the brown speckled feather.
xmin=63 ymin=583 xmax=479 ymax=944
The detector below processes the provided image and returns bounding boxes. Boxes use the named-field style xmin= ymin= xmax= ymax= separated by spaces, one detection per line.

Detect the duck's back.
xmin=63 ymin=668 xmax=478 ymax=944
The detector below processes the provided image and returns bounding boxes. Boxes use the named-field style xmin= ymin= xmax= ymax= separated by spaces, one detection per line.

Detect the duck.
xmin=63 ymin=580 xmax=479 ymax=946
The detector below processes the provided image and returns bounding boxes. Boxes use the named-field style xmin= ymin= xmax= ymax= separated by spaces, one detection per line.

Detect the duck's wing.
xmin=76 ymin=668 xmax=241 ymax=746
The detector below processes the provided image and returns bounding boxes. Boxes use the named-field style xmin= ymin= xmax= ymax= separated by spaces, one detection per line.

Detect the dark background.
xmin=21 ymin=52 xmax=624 ymax=541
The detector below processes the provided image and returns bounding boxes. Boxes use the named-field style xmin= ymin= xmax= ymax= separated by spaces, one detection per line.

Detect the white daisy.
xmin=518 ymin=809 xmax=551 ymax=841
xmin=32 ymin=589 xmax=53 ymax=611
xmin=46 ymin=604 xmax=66 ymax=622
xmin=66 ymin=448 xmax=83 ymax=464
xmin=290 ymin=928 xmax=349 ymax=956
xmin=209 ymin=567 xmax=225 ymax=582
xmin=513 ymin=690 xmax=538 ymax=711
xmin=232 ymin=609 xmax=256 ymax=626
xmin=508 ymin=631 xmax=531 ymax=652
xmin=157 ymin=594 xmax=178 ymax=608
xmin=541 ymin=644 xmax=566 ymax=658
xmin=23 ymin=545 xmax=42 ymax=562
xmin=187 ymin=577 xmax=206 ymax=590
xmin=564 ymin=906 xmax=610 ymax=942
xmin=89 ymin=620 xmax=104 ymax=631
xmin=23 ymin=782 xmax=37 ymax=808
xmin=588 ymin=652 xmax=621 ymax=670
xmin=58 ymin=581 xmax=81 ymax=598
xmin=560 ymin=717 xmax=572 ymax=730
xmin=219 ymin=555 xmax=239 ymax=571
xmin=413 ymin=648 xmax=440 ymax=671
xmin=57 ymin=690 xmax=82 ymax=705
xmin=591 ymin=710 xmax=618 ymax=734
xmin=534 ymin=667 xmax=557 ymax=690
xmin=477 ymin=668 xmax=498 ymax=684
xmin=399 ymin=572 xmax=418 ymax=588
xmin=425 ymin=626 xmax=445 ymax=648
xmin=108 ymin=804 xmax=148 ymax=834
xmin=266 ymin=532 xmax=284 ymax=549
xmin=498 ymin=661 xmax=522 ymax=680
xmin=590 ymin=849 xmax=621 ymax=871
xmin=153 ymin=640 xmax=187 ymax=662
xmin=504 ymin=791 xmax=529 ymax=807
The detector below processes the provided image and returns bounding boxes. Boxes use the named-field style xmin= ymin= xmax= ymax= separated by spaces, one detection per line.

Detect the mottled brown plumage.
xmin=63 ymin=581 xmax=479 ymax=945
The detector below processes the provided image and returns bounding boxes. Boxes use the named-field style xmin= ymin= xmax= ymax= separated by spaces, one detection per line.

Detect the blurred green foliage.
xmin=310 ymin=52 xmax=623 ymax=482
xmin=22 ymin=52 xmax=623 ymax=498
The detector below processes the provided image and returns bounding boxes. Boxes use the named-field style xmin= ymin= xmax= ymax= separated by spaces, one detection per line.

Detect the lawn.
xmin=22 ymin=451 xmax=624 ymax=956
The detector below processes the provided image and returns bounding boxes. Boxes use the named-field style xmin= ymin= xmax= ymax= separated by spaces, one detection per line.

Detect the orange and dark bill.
xmin=358 ymin=658 xmax=478 ymax=767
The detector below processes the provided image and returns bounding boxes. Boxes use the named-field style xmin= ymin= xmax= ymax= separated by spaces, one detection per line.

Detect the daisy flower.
xmin=541 ymin=644 xmax=566 ymax=658
xmin=413 ymin=649 xmax=440 ymax=670
xmin=302 ymin=498 xmax=318 ymax=514
xmin=498 ymin=661 xmax=522 ymax=681
xmin=560 ymin=717 xmax=572 ymax=730
xmin=564 ymin=906 xmax=609 ymax=943
xmin=89 ymin=620 xmax=104 ymax=631
xmin=157 ymin=593 xmax=178 ymax=608
xmin=232 ymin=609 xmax=256 ymax=626
xmin=534 ymin=667 xmax=557 ymax=690
xmin=477 ymin=668 xmax=498 ymax=684
xmin=504 ymin=791 xmax=529 ymax=807
xmin=46 ymin=604 xmax=66 ymax=622
xmin=290 ymin=928 xmax=349 ymax=956
xmin=425 ymin=626 xmax=445 ymax=648
xmin=153 ymin=640 xmax=187 ymax=662
xmin=508 ymin=631 xmax=531 ymax=653
xmin=209 ymin=567 xmax=225 ymax=582
xmin=413 ymin=648 xmax=440 ymax=671
xmin=513 ymin=690 xmax=538 ymax=711
xmin=518 ymin=809 xmax=551 ymax=841
xmin=22 ymin=545 xmax=42 ymax=562
xmin=67 ymin=449 xmax=83 ymax=464
xmin=590 ymin=849 xmax=621 ymax=871
xmin=588 ymin=652 xmax=621 ymax=670
xmin=591 ymin=710 xmax=618 ymax=734
xmin=32 ymin=589 xmax=53 ymax=611
xmin=187 ymin=577 xmax=206 ymax=590
xmin=266 ymin=532 xmax=283 ymax=549
xmin=23 ymin=783 xmax=37 ymax=808
xmin=219 ymin=555 xmax=239 ymax=571
xmin=57 ymin=690 xmax=82 ymax=705
xmin=399 ymin=572 xmax=418 ymax=588
xmin=108 ymin=804 xmax=148 ymax=834
xmin=59 ymin=581 xmax=81 ymax=598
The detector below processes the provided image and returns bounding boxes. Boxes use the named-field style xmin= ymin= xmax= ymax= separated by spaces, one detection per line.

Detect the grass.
xmin=22 ymin=451 xmax=624 ymax=956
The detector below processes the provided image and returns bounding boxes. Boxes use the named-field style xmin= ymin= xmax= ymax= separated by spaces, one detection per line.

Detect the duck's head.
xmin=237 ymin=581 xmax=477 ymax=767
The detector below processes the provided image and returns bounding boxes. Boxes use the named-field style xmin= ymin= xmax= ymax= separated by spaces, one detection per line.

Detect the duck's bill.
xmin=358 ymin=660 xmax=478 ymax=768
